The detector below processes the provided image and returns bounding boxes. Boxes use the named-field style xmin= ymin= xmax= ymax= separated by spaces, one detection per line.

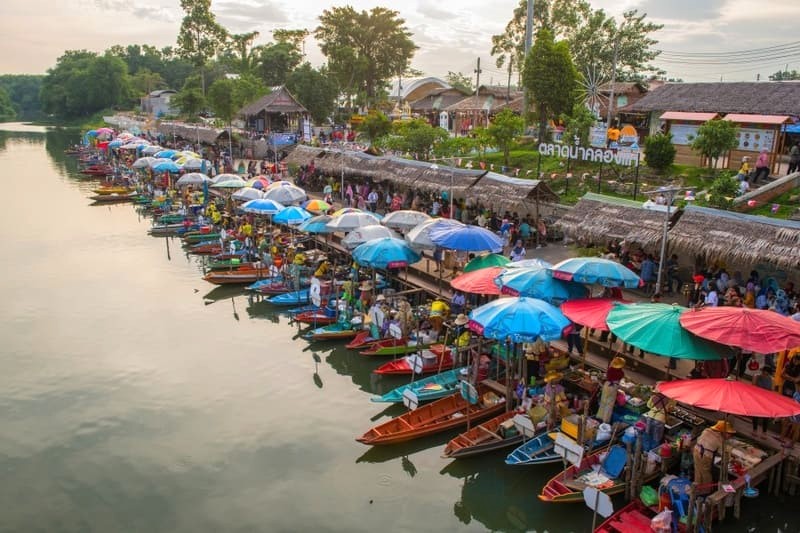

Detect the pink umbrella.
xmin=450 ymin=267 xmax=504 ymax=295
xmin=679 ymin=306 xmax=800 ymax=353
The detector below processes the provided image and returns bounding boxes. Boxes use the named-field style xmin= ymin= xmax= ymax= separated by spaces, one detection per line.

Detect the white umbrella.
xmin=121 ymin=141 xmax=147 ymax=149
xmin=263 ymin=184 xmax=307 ymax=204
xmin=232 ymin=188 xmax=264 ymax=201
xmin=176 ymin=172 xmax=212 ymax=186
xmin=212 ymin=173 xmax=241 ymax=184
xmin=326 ymin=211 xmax=381 ymax=232
xmin=140 ymin=145 xmax=163 ymax=155
xmin=148 ymin=157 xmax=174 ymax=168
xmin=405 ymin=217 xmax=464 ymax=251
xmin=211 ymin=177 xmax=247 ymax=188
xmin=181 ymin=158 xmax=211 ymax=171
xmin=132 ymin=156 xmax=155 ymax=168
xmin=342 ymin=224 xmax=400 ymax=250
xmin=381 ymin=209 xmax=432 ymax=231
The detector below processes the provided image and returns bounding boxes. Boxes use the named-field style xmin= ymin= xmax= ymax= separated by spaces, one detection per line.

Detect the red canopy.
xmin=560 ymin=298 xmax=629 ymax=331
xmin=657 ymin=377 xmax=800 ymax=418
xmin=679 ymin=307 xmax=800 ymax=353
xmin=450 ymin=267 xmax=503 ymax=295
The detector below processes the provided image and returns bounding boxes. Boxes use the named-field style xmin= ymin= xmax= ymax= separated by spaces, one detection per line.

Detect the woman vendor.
xmin=523 ymin=338 xmax=548 ymax=385
xmin=693 ymin=420 xmax=736 ymax=485
xmin=645 ymin=392 xmax=674 ymax=446
xmin=358 ymin=280 xmax=374 ymax=311
xmin=429 ymin=297 xmax=450 ymax=338
xmin=543 ymin=370 xmax=569 ymax=428
xmin=597 ymin=357 xmax=626 ymax=423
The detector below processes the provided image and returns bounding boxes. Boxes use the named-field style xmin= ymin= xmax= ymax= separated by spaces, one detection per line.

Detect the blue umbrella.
xmin=298 ymin=215 xmax=334 ymax=234
xmin=549 ymin=257 xmax=642 ymax=289
xmin=241 ymin=198 xmax=284 ymax=215
xmin=467 ymin=297 xmax=571 ymax=343
xmin=507 ymin=258 xmax=553 ymax=269
xmin=108 ymin=139 xmax=124 ymax=149
xmin=154 ymin=149 xmax=178 ymax=159
xmin=352 ymin=238 xmax=421 ymax=269
xmin=429 ymin=222 xmax=503 ymax=252
xmin=273 ymin=206 xmax=312 ymax=226
xmin=152 ymin=161 xmax=181 ymax=173
xmin=494 ymin=267 xmax=589 ymax=304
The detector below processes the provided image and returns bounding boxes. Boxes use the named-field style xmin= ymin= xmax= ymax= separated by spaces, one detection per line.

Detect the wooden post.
xmin=624 ymin=439 xmax=634 ymax=500
xmin=686 ymin=483 xmax=696 ymax=533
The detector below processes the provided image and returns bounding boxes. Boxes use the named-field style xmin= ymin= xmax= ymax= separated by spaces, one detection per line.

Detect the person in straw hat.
xmin=358 ymin=280 xmax=374 ymax=311
xmin=543 ymin=370 xmax=569 ymax=426
xmin=429 ymin=296 xmax=450 ymax=338
xmin=451 ymin=314 xmax=472 ymax=361
xmin=597 ymin=357 xmax=626 ymax=424
xmin=693 ymin=419 xmax=736 ymax=485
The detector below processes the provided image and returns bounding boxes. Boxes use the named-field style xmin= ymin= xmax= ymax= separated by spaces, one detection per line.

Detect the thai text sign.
xmin=538 ymin=143 xmax=640 ymax=167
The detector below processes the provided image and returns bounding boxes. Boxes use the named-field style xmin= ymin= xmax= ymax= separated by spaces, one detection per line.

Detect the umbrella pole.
xmin=582 ymin=327 xmax=589 ymax=369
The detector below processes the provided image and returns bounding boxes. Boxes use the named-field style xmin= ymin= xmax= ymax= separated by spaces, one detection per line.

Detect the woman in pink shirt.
xmin=752 ymin=149 xmax=770 ymax=184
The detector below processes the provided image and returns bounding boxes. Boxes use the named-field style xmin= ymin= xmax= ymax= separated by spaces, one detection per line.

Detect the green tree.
xmin=382 ymin=119 xmax=447 ymax=160
xmin=768 ymin=69 xmax=800 ymax=81
xmin=223 ymin=31 xmax=261 ymax=74
xmin=432 ymin=136 xmax=478 ymax=159
xmin=561 ymin=102 xmax=596 ymax=147
xmin=285 ymin=63 xmax=339 ymax=124
xmin=257 ymin=42 xmax=303 ymax=86
xmin=315 ymin=6 xmax=418 ymax=107
xmin=176 ymin=0 xmax=228 ymax=95
xmin=643 ymin=133 xmax=676 ymax=171
xmin=273 ymin=29 xmax=310 ymax=50
xmin=445 ymin=72 xmax=473 ymax=94
xmin=523 ymin=29 xmax=578 ymax=143
xmin=207 ymin=77 xmax=237 ymax=153
xmin=486 ymin=108 xmax=524 ymax=165
xmin=706 ymin=173 xmax=739 ymax=209
xmin=0 ymin=87 xmax=16 ymax=121
xmin=0 ymin=75 xmax=44 ymax=120
xmin=690 ymin=119 xmax=738 ymax=169
xmin=171 ymin=80 xmax=206 ymax=120
xmin=231 ymin=74 xmax=269 ymax=109
xmin=131 ymin=68 xmax=166 ymax=95
xmin=357 ymin=111 xmax=391 ymax=143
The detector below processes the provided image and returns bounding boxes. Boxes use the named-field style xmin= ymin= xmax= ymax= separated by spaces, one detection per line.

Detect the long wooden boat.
xmin=373 ymin=345 xmax=454 ymax=375
xmin=203 ymin=269 xmax=269 ymax=285
xmin=183 ymin=232 xmax=222 ymax=244
xmin=356 ymin=382 xmax=506 ymax=445
xmin=148 ymin=223 xmax=190 ymax=236
xmin=304 ymin=322 xmax=358 ymax=341
xmin=504 ymin=431 xmax=559 ymax=466
xmin=81 ymin=165 xmax=114 ymax=176
xmin=359 ymin=338 xmax=422 ymax=357
xmin=187 ymin=242 xmax=223 ymax=255
xmin=442 ymin=410 xmax=532 ymax=459
xmin=292 ymin=308 xmax=337 ymax=326
xmin=158 ymin=214 xmax=195 ymax=224
xmin=594 ymin=498 xmax=686 ymax=533
xmin=89 ymin=193 xmax=137 ymax=203
xmin=92 ymin=186 xmax=134 ymax=195
xmin=371 ymin=367 xmax=468 ymax=404
xmin=539 ymin=445 xmax=635 ymax=503
xmin=346 ymin=330 xmax=379 ymax=349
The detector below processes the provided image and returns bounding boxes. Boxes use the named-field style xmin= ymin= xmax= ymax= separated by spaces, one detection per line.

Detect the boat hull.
xmin=371 ymin=367 xmax=468 ymax=403
xmin=443 ymin=410 xmax=528 ymax=459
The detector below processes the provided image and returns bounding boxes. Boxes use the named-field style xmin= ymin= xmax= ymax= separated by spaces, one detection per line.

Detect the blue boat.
xmin=505 ymin=430 xmax=613 ymax=466
xmin=371 ymin=367 xmax=469 ymax=403
xmin=266 ymin=289 xmax=310 ymax=306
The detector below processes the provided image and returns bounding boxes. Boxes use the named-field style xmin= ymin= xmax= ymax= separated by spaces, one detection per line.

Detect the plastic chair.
xmin=666 ymin=478 xmax=692 ymax=533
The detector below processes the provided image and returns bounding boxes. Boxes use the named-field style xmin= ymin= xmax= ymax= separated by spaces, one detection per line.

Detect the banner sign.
xmin=538 ymin=143 xmax=640 ymax=167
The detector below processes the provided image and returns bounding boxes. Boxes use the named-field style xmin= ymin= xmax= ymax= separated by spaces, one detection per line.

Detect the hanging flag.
xmin=479 ymin=161 xmax=486 ymax=170
xmin=515 ymin=168 xmax=521 ymax=176
xmin=771 ymin=203 xmax=780 ymax=213
xmin=456 ymin=158 xmax=462 ymax=166
xmin=526 ymin=170 xmax=533 ymax=175
xmin=501 ymin=166 xmax=508 ymax=173
xmin=490 ymin=164 xmax=495 ymax=171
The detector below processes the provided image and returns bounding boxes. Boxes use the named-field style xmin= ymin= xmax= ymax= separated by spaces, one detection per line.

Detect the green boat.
xmin=370 ymin=367 xmax=468 ymax=403
xmin=158 ymin=214 xmax=191 ymax=224
xmin=360 ymin=339 xmax=431 ymax=357
xmin=183 ymin=232 xmax=221 ymax=244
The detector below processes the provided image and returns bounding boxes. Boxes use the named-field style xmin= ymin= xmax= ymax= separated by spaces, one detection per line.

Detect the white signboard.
xmin=590 ymin=126 xmax=607 ymax=148
xmin=389 ymin=323 xmax=403 ymax=340
xmin=403 ymin=389 xmax=419 ymax=410
xmin=538 ymin=143 xmax=640 ymax=167
xmin=310 ymin=278 xmax=321 ymax=307
xmin=554 ymin=432 xmax=584 ymax=467
xmin=408 ymin=354 xmax=424 ymax=375
xmin=583 ymin=487 xmax=614 ymax=518
xmin=303 ymin=118 xmax=312 ymax=142
xmin=736 ymin=128 xmax=776 ymax=152
xmin=460 ymin=380 xmax=479 ymax=404
xmin=513 ymin=414 xmax=537 ymax=438
xmin=669 ymin=124 xmax=700 ymax=146
xmin=439 ymin=111 xmax=449 ymax=131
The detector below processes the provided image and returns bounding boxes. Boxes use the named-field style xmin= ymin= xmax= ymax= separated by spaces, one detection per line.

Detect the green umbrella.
xmin=463 ymin=253 xmax=510 ymax=273
xmin=606 ymin=303 xmax=728 ymax=360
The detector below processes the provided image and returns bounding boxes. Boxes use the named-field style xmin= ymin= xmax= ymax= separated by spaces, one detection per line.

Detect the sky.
xmin=1 ymin=0 xmax=799 ymax=83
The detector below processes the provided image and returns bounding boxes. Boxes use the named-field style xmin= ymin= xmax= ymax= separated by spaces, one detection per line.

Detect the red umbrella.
xmin=679 ymin=307 xmax=800 ymax=353
xmin=450 ymin=267 xmax=503 ymax=295
xmin=657 ymin=377 xmax=800 ymax=418
xmin=560 ymin=298 xmax=629 ymax=331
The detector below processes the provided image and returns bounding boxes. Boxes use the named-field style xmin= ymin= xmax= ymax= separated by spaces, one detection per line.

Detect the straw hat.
xmin=610 ymin=356 xmax=626 ymax=369
xmin=359 ymin=280 xmax=374 ymax=291
xmin=454 ymin=314 xmax=469 ymax=326
xmin=544 ymin=370 xmax=564 ymax=384
xmin=376 ymin=294 xmax=386 ymax=302
xmin=711 ymin=420 xmax=736 ymax=434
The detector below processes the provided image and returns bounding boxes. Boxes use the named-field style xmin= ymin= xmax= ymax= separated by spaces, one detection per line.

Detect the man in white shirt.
xmin=704 ymin=287 xmax=719 ymax=307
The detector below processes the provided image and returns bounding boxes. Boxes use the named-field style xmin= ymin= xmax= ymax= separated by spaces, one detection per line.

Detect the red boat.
xmin=293 ymin=310 xmax=337 ymax=326
xmin=373 ymin=345 xmax=454 ymax=375
xmin=594 ymin=498 xmax=686 ymax=533
xmin=81 ymin=165 xmax=114 ymax=176
xmin=346 ymin=330 xmax=380 ymax=349
xmin=188 ymin=243 xmax=223 ymax=255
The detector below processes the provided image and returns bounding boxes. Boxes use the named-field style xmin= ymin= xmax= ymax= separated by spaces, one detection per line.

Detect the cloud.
xmin=636 ymin=0 xmax=725 ymax=20
xmin=92 ymin=0 xmax=177 ymax=21
xmin=215 ymin=0 xmax=289 ymax=26
xmin=416 ymin=4 xmax=455 ymax=20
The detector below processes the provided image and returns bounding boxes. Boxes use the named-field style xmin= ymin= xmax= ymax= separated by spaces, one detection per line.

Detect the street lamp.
xmin=641 ymin=185 xmax=692 ymax=293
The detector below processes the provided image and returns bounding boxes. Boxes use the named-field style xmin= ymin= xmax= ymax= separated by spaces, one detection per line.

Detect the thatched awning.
xmin=240 ymin=86 xmax=307 ymax=117
xmin=623 ymin=82 xmax=800 ymax=116
xmin=668 ymin=206 xmax=800 ymax=270
xmin=468 ymin=172 xmax=559 ymax=209
xmin=556 ymin=193 xmax=674 ymax=249
xmin=156 ymin=121 xmax=227 ymax=144
xmin=283 ymin=145 xmax=326 ymax=167
xmin=384 ymin=157 xmax=485 ymax=193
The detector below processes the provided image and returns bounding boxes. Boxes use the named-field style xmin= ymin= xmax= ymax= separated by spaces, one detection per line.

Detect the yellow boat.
xmin=92 ymin=186 xmax=134 ymax=195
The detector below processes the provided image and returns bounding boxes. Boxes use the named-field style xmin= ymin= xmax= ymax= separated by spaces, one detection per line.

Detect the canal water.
xmin=0 ymin=123 xmax=790 ymax=532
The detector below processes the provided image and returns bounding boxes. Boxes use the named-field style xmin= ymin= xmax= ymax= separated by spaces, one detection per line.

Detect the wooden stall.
xmin=659 ymin=111 xmax=719 ymax=166
xmin=722 ymin=114 xmax=791 ymax=174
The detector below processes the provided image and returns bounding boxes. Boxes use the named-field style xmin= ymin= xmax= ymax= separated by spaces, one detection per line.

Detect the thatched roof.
xmin=668 ymin=205 xmax=800 ymax=271
xmin=622 ymin=82 xmax=800 ymax=116
xmin=156 ymin=121 xmax=227 ymax=144
xmin=240 ymin=86 xmax=308 ymax=117
xmin=445 ymin=89 xmax=523 ymax=113
xmin=468 ymin=172 xmax=559 ymax=209
xmin=556 ymin=193 xmax=675 ymax=249
xmin=409 ymin=88 xmax=470 ymax=113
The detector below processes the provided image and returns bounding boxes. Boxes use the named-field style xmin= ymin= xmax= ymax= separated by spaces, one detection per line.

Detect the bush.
xmin=706 ymin=172 xmax=739 ymax=209
xmin=644 ymin=133 xmax=676 ymax=171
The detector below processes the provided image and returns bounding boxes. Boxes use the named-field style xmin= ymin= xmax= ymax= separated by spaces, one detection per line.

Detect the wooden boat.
xmin=158 ymin=214 xmax=195 ymax=224
xmin=594 ymin=498 xmax=685 ymax=533
xmin=187 ymin=242 xmax=223 ymax=255
xmin=207 ymin=258 xmax=255 ymax=270
xmin=346 ymin=330 xmax=380 ymax=349
xmin=304 ymin=322 xmax=358 ymax=341
xmin=504 ymin=431 xmax=558 ymax=466
xmin=203 ymin=268 xmax=269 ymax=285
xmin=89 ymin=193 xmax=137 ymax=203
xmin=148 ymin=223 xmax=190 ymax=236
xmin=372 ymin=345 xmax=454 ymax=375
xmin=360 ymin=338 xmax=431 ymax=357
xmin=356 ymin=382 xmax=506 ymax=445
xmin=292 ymin=308 xmax=337 ymax=326
xmin=81 ymin=165 xmax=114 ymax=176
xmin=182 ymin=232 xmax=221 ymax=244
xmin=538 ymin=445 xmax=634 ymax=503
xmin=266 ymin=289 xmax=310 ymax=306
xmin=442 ymin=410 xmax=531 ymax=459
xmin=92 ymin=186 xmax=134 ymax=195
xmin=371 ymin=367 xmax=468 ymax=404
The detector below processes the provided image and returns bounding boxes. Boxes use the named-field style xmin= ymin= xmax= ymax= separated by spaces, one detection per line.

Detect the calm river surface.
xmin=0 ymin=123 xmax=791 ymax=532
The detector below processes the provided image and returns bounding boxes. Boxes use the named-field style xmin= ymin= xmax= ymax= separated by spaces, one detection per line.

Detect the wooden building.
xmin=444 ymin=86 xmax=523 ymax=136
xmin=239 ymin=86 xmax=308 ymax=134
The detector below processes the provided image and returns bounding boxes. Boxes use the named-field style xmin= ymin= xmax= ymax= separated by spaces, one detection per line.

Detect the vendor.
xmin=644 ymin=392 xmax=673 ymax=445
xmin=693 ymin=420 xmax=736 ymax=485
xmin=429 ymin=297 xmax=450 ymax=337
xmin=524 ymin=338 xmax=547 ymax=385
xmin=358 ymin=280 xmax=374 ymax=311
xmin=597 ymin=357 xmax=626 ymax=423
xmin=543 ymin=370 xmax=569 ymax=427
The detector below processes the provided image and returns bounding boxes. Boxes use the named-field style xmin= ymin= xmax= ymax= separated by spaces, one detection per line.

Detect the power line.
xmin=659 ymin=40 xmax=800 ymax=58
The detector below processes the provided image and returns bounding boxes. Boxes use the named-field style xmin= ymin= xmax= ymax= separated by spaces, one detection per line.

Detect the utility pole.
xmin=507 ymin=57 xmax=513 ymax=101
xmin=521 ymin=0 xmax=534 ymax=129
xmin=474 ymin=57 xmax=482 ymax=95
xmin=606 ymin=32 xmax=620 ymax=128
